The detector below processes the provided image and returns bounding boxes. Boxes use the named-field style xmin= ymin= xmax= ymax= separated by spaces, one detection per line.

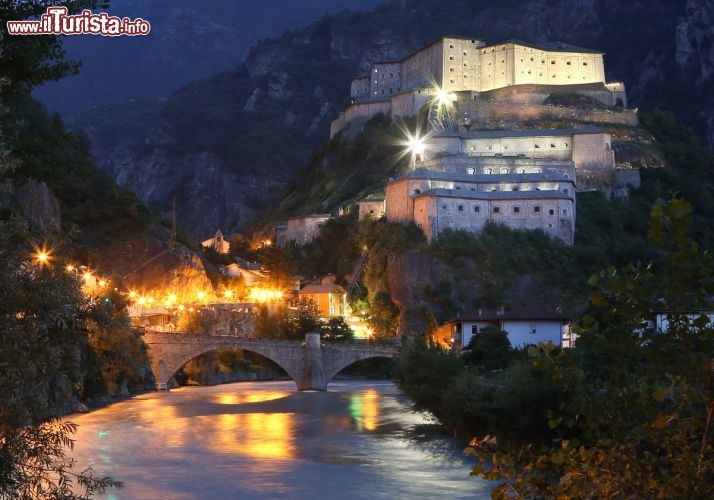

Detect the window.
xmin=529 ymin=323 xmax=537 ymax=334
xmin=549 ymin=209 xmax=555 ymax=215
xmin=449 ymin=56 xmax=454 ymax=61
xmin=503 ymin=144 xmax=509 ymax=149
xmin=534 ymin=206 xmax=541 ymax=213
xmin=458 ymin=205 xmax=464 ymax=211
xmin=467 ymin=167 xmax=475 ymax=174
xmin=563 ymin=209 xmax=569 ymax=216
xmin=471 ymin=325 xmax=479 ymax=335
xmin=551 ymin=143 xmax=556 ymax=148
xmin=563 ymin=188 xmax=569 ymax=195
xmin=450 ymin=67 xmax=455 ymax=72
xmin=442 ymin=205 xmax=447 ymax=210
xmin=474 ymin=206 xmax=480 ymax=213
xmin=551 ymin=60 xmax=556 ymax=65
xmin=534 ymin=143 xmax=540 ymax=148
xmin=583 ymin=62 xmax=588 ymax=66
xmin=566 ymin=61 xmax=571 ymax=65
xmin=513 ymin=206 xmax=520 ymax=213
xmin=414 ymin=189 xmax=421 ymax=194
xmin=493 ymin=207 xmax=500 ymax=213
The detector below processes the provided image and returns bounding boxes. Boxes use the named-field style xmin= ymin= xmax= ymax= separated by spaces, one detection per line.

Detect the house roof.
xmin=503 ymin=38 xmax=602 ymax=54
xmin=450 ymin=306 xmax=568 ymax=323
xmin=299 ymin=283 xmax=347 ymax=294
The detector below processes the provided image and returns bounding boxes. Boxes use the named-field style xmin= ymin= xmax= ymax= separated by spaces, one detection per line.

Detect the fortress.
xmin=327 ymin=36 xmax=640 ymax=246
xmin=331 ymin=37 xmax=633 ymax=137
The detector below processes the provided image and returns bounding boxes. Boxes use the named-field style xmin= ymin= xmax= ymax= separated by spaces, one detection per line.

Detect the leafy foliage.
xmin=0 ymin=219 xmax=125 ymax=497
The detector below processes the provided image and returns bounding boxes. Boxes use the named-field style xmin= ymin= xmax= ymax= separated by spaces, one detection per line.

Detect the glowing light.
xmin=224 ymin=290 xmax=234 ymax=299
xmin=248 ymin=288 xmax=284 ymax=303
xmin=98 ymin=279 xmax=107 ymax=288
xmin=128 ymin=291 xmax=137 ymax=299
xmin=83 ymin=272 xmax=93 ymax=281
xmin=33 ymin=248 xmax=52 ymax=267
xmin=65 ymin=264 xmax=76 ymax=273
xmin=197 ymin=291 xmax=206 ymax=301
xmin=407 ymin=135 xmax=425 ymax=155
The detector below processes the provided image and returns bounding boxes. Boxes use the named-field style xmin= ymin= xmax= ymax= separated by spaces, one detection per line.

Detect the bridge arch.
xmin=143 ymin=332 xmax=399 ymax=391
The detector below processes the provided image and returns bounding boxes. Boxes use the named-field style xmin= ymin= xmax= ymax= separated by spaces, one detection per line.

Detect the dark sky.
xmin=34 ymin=0 xmax=385 ymax=115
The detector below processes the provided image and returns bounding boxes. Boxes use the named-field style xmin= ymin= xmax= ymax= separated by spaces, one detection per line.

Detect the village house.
xmin=298 ymin=275 xmax=350 ymax=317
xmin=448 ymin=305 xmax=568 ymax=350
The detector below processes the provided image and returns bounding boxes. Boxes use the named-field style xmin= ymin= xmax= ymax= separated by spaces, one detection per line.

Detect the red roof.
xmin=450 ymin=305 xmax=567 ymax=323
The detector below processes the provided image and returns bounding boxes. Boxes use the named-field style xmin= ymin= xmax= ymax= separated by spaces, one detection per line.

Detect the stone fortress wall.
xmin=330 ymin=36 xmax=633 ymax=138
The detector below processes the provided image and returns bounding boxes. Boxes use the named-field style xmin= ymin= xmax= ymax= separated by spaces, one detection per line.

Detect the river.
xmin=69 ymin=380 xmax=492 ymax=499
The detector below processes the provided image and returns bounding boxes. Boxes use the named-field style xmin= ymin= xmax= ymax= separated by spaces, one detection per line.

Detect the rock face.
xmin=70 ymin=0 xmax=714 ymax=238
xmin=0 ymin=178 xmax=61 ymax=234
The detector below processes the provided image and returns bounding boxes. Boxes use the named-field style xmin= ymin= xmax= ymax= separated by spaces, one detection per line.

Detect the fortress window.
xmin=501 ymin=59 xmax=505 ymax=63
xmin=474 ymin=206 xmax=480 ymax=212
xmin=450 ymin=79 xmax=455 ymax=84
xmin=552 ymin=74 xmax=556 ymax=78
xmin=551 ymin=143 xmax=556 ymax=148
xmin=493 ymin=207 xmax=500 ymax=213
xmin=512 ymin=186 xmax=519 ymax=191
xmin=442 ymin=205 xmax=447 ymax=210
xmin=449 ymin=56 xmax=454 ymax=60
xmin=534 ymin=206 xmax=541 ymax=213
xmin=549 ymin=209 xmax=555 ymax=215
xmin=449 ymin=44 xmax=454 ymax=48
xmin=530 ymin=57 xmax=534 ymax=61
xmin=467 ymin=167 xmax=475 ymax=174
xmin=458 ymin=205 xmax=464 ymax=211
xmin=503 ymin=144 xmax=509 ymax=149
xmin=551 ymin=60 xmax=556 ymax=65
xmin=528 ymin=69 xmax=532 ymax=74
xmin=513 ymin=206 xmax=520 ymax=213
xmin=541 ymin=59 xmax=545 ymax=64
xmin=563 ymin=188 xmax=569 ymax=195
xmin=464 ymin=51 xmax=468 ymax=55
xmin=583 ymin=62 xmax=588 ymax=66
xmin=566 ymin=61 xmax=572 ymax=65
xmin=414 ymin=189 xmax=421 ymax=194
xmin=470 ymin=187 xmax=476 ymax=191
xmin=464 ymin=74 xmax=469 ymax=78
xmin=487 ymin=144 xmax=493 ymax=150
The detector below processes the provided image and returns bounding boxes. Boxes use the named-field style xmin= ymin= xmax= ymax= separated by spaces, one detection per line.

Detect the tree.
xmin=0 ymin=1 xmax=107 ymax=101
xmin=322 ymin=317 xmax=354 ymax=342
xmin=466 ymin=199 xmax=714 ymax=498
xmin=0 ymin=219 xmax=122 ymax=497
xmin=462 ymin=326 xmax=513 ymax=372
xmin=278 ymin=297 xmax=322 ymax=340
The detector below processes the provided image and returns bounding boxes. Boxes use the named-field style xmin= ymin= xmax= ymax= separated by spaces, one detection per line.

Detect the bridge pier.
xmin=296 ymin=333 xmax=326 ymax=391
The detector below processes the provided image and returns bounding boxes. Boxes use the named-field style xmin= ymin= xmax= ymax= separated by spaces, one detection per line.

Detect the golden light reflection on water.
xmin=350 ymin=388 xmax=380 ymax=431
xmin=140 ymin=404 xmax=186 ymax=448
xmin=198 ymin=412 xmax=295 ymax=460
xmin=215 ymin=390 xmax=289 ymax=405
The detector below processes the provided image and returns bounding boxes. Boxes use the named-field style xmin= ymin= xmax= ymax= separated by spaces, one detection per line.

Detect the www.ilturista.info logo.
xmin=6 ymin=6 xmax=150 ymax=36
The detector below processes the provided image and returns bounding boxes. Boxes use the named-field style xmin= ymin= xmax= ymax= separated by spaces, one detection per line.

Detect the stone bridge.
xmin=143 ymin=331 xmax=399 ymax=391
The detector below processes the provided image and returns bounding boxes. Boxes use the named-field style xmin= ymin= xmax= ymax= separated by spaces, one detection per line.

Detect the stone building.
xmin=357 ymin=197 xmax=385 ymax=220
xmin=386 ymin=168 xmax=576 ymax=244
xmin=276 ymin=214 xmax=331 ymax=247
xmin=299 ymin=275 xmax=349 ymax=317
xmin=201 ymin=229 xmax=230 ymax=254
xmin=331 ymin=36 xmax=630 ymax=137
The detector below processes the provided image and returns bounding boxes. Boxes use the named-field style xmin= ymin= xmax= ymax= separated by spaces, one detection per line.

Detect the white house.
xmin=448 ymin=306 xmax=568 ymax=349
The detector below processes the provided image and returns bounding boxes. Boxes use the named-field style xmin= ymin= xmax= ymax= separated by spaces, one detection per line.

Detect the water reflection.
xmin=200 ymin=412 xmax=296 ymax=460
xmin=349 ymin=389 xmax=380 ymax=431
xmin=69 ymin=381 xmax=491 ymax=499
